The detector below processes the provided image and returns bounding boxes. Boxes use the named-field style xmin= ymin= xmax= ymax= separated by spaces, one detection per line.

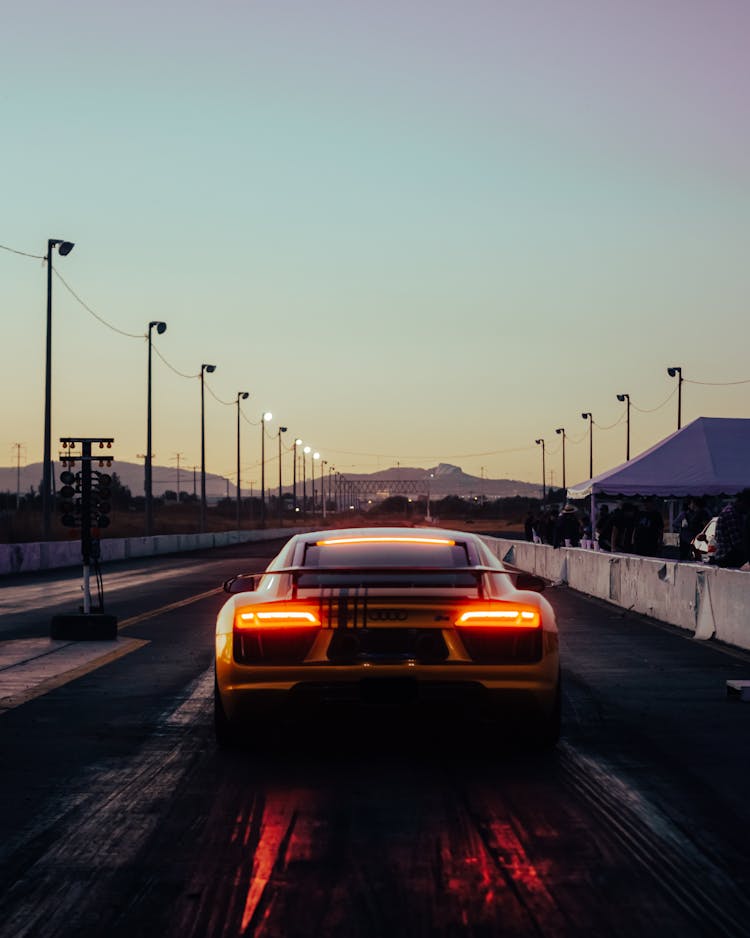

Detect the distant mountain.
xmin=0 ymin=461 xmax=236 ymax=501
xmin=340 ymin=463 xmax=540 ymax=499
xmin=0 ymin=460 xmax=540 ymax=502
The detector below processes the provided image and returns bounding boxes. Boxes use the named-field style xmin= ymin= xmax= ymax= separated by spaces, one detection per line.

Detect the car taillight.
xmin=233 ymin=604 xmax=321 ymax=665
xmin=234 ymin=605 xmax=321 ymax=630
xmin=455 ymin=604 xmax=541 ymax=628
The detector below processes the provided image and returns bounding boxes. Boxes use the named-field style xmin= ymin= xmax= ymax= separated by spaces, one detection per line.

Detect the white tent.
xmin=567 ymin=417 xmax=750 ymax=501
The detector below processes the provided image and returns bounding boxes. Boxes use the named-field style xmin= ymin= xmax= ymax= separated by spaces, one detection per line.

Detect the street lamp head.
xmin=56 ymin=241 xmax=75 ymax=256
xmin=535 ymin=438 xmax=544 ymax=445
xmin=150 ymin=320 xmax=167 ymax=335
xmin=295 ymin=438 xmax=303 ymax=446
xmin=667 ymin=366 xmax=681 ymax=377
xmin=304 ymin=446 xmax=311 ymax=454
xmin=617 ymin=393 xmax=628 ymax=402
xmin=202 ymin=363 xmax=216 ymax=374
xmin=280 ymin=426 xmax=288 ymax=434
xmin=263 ymin=411 xmax=272 ymax=422
xmin=313 ymin=452 xmax=320 ymax=460
xmin=239 ymin=391 xmax=249 ymax=400
xmin=555 ymin=427 xmax=564 ymax=435
xmin=582 ymin=412 xmax=591 ymax=420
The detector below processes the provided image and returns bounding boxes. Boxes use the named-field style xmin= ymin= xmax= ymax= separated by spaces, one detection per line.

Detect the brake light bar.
xmin=235 ymin=605 xmax=321 ymax=630
xmin=316 ymin=536 xmax=456 ymax=547
xmin=455 ymin=605 xmax=540 ymax=628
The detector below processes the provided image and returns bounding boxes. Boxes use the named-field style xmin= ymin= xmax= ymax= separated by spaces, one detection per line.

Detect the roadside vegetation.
xmin=0 ymin=478 xmax=558 ymax=543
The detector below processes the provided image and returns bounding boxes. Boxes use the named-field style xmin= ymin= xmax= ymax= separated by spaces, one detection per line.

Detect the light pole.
xmin=236 ymin=391 xmax=249 ymax=530
xmin=535 ymin=438 xmax=546 ymax=503
xmin=667 ymin=366 xmax=683 ymax=430
xmin=555 ymin=428 xmax=566 ymax=494
xmin=313 ymin=452 xmax=320 ymax=515
xmin=293 ymin=439 xmax=302 ymax=513
xmin=617 ymin=393 xmax=631 ymax=460
xmin=260 ymin=412 xmax=272 ymax=526
xmin=42 ymin=238 xmax=75 ymax=538
xmin=145 ymin=321 xmax=167 ymax=536
xmin=581 ymin=412 xmax=593 ymax=479
xmin=321 ymin=460 xmax=328 ymax=520
xmin=200 ymin=363 xmax=216 ymax=532
xmin=278 ymin=426 xmax=288 ymax=525
xmin=303 ymin=446 xmax=311 ymax=515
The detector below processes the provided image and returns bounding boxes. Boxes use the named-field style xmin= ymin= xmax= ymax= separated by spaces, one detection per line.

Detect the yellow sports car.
xmin=215 ymin=527 xmax=560 ymax=747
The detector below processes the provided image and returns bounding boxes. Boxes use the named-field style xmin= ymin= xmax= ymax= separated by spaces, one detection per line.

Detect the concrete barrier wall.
xmin=481 ymin=536 xmax=750 ymax=653
xmin=0 ymin=528 xmax=308 ymax=577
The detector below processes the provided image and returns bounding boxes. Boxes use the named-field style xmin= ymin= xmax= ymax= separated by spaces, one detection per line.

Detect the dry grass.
xmin=1 ymin=505 xmax=523 ymax=544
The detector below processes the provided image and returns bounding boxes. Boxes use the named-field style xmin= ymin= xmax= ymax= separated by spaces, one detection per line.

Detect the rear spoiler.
xmin=223 ymin=566 xmax=544 ymax=595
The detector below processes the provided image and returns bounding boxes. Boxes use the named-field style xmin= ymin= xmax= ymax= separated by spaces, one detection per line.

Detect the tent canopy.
xmin=567 ymin=417 xmax=750 ymax=500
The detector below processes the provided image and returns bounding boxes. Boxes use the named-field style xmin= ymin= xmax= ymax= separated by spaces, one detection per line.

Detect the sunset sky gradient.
xmin=3 ymin=0 xmax=749 ymax=491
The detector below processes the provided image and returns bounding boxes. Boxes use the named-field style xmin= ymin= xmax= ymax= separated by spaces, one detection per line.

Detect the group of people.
xmin=524 ymin=504 xmax=590 ymax=551
xmin=524 ymin=489 xmax=750 ymax=568
xmin=595 ymin=499 xmax=664 ymax=557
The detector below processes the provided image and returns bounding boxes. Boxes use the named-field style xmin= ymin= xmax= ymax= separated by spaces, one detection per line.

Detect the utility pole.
xmin=171 ymin=453 xmax=184 ymax=501
xmin=12 ymin=443 xmax=25 ymax=509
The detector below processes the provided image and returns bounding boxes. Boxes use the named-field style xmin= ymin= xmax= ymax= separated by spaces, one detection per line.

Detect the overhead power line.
xmin=631 ymin=386 xmax=677 ymax=414
xmin=0 ymin=243 xmax=45 ymax=260
xmin=151 ymin=345 xmax=200 ymax=379
xmin=53 ymin=269 xmax=145 ymax=339
xmin=685 ymin=377 xmax=750 ymax=386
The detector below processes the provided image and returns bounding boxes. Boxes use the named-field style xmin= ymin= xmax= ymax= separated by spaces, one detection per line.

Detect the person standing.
xmin=633 ymin=497 xmax=664 ymax=557
xmin=554 ymin=503 xmax=581 ymax=548
xmin=712 ymin=489 xmax=750 ymax=568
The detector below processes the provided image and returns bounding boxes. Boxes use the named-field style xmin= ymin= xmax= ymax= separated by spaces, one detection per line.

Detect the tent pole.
xmin=591 ymin=492 xmax=597 ymax=549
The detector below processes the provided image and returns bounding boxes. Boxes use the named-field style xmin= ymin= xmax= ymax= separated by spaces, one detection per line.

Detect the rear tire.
xmin=533 ymin=674 xmax=561 ymax=749
xmin=214 ymin=678 xmax=240 ymax=749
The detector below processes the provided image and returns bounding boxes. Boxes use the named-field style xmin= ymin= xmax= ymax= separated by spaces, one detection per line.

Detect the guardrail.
xmin=481 ymin=537 xmax=750 ymax=653
xmin=0 ymin=528 xmax=308 ymax=577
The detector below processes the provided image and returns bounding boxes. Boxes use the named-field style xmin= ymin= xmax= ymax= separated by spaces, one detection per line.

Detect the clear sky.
xmin=3 ymin=0 xmax=749 ymax=492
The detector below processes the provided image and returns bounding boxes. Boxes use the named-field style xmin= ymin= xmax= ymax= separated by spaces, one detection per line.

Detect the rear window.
xmin=302 ymin=538 xmax=471 ymax=568
xmin=296 ymin=537 xmax=478 ymax=589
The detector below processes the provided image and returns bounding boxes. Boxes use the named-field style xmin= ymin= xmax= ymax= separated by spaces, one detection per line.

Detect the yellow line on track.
xmin=0 ymin=587 xmax=222 ymax=714
xmin=0 ymin=638 xmax=150 ymax=713
xmin=117 ymin=587 xmax=222 ymax=631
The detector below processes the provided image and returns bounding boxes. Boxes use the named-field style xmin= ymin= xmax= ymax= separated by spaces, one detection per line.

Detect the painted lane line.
xmin=117 ymin=587 xmax=222 ymax=631
xmin=0 ymin=638 xmax=149 ymax=713
xmin=0 ymin=588 xmax=220 ymax=713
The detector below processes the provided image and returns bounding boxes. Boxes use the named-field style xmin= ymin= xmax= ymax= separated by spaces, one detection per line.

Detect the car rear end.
xmin=215 ymin=531 xmax=560 ymax=744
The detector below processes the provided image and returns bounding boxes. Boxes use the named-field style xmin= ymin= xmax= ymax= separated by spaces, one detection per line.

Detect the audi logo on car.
xmin=367 ymin=609 xmax=409 ymax=622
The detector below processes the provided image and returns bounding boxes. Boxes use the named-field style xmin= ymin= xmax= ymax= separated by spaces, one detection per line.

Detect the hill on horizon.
xmin=0 ymin=460 xmax=540 ymax=501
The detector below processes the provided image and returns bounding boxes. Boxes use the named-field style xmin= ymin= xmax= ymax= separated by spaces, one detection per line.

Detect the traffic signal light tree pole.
xmin=53 ymin=436 xmax=117 ymax=639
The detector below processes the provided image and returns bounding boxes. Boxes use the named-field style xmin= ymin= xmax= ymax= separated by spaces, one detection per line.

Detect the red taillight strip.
xmin=455 ymin=608 xmax=540 ymax=628
xmin=235 ymin=608 xmax=320 ymax=630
